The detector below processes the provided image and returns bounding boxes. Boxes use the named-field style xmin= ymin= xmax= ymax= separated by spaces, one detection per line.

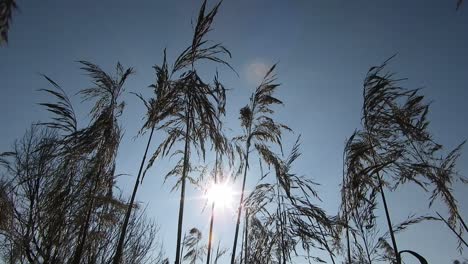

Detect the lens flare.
xmin=206 ymin=182 xmax=234 ymax=210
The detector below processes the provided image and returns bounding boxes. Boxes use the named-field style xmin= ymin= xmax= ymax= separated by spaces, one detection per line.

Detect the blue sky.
xmin=1 ymin=0 xmax=467 ymax=263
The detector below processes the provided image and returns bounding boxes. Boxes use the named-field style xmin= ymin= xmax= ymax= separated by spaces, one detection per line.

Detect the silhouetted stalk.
xmin=113 ymin=125 xmax=155 ymax=264
xmin=344 ymin=206 xmax=351 ymax=263
xmin=180 ymin=232 xmax=186 ymax=263
xmin=72 ymin=197 xmax=93 ymax=264
xmin=355 ymin=210 xmax=373 ymax=264
xmin=298 ymin=208 xmax=335 ymax=264
xmin=244 ymin=208 xmax=249 ymax=264
xmin=317 ymin=222 xmax=336 ymax=264
xmin=206 ymin=154 xmax=219 ymax=264
xmin=275 ymin=177 xmax=286 ymax=264
xmin=456 ymin=211 xmax=468 ymax=232
xmin=342 ymin=150 xmax=352 ymax=264
xmin=230 ymin=64 xmax=286 ymax=263
xmin=347 ymin=165 xmax=372 ymax=264
xmin=240 ymin=221 xmax=246 ymax=264
xmin=231 ymin=141 xmax=250 ymax=264
xmin=90 ymin=209 xmax=106 ymax=263
xmin=206 ymin=203 xmax=215 ymax=264
xmin=349 ymin=190 xmax=373 ymax=264
xmin=280 ymin=211 xmax=287 ymax=264
xmin=365 ymin=104 xmax=400 ymax=263
xmin=283 ymin=210 xmax=288 ymax=263
xmin=175 ymin=103 xmax=192 ymax=264
xmin=71 ymin=170 xmax=101 ymax=264
xmin=346 ymin=230 xmax=351 ymax=263
xmin=377 ymin=172 xmax=400 ymax=264
xmin=437 ymin=212 xmax=468 ymax=248
xmin=361 ymin=231 xmax=373 ymax=264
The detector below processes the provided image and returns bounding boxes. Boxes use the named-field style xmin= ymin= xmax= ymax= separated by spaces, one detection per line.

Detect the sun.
xmin=206 ymin=182 xmax=234 ymax=210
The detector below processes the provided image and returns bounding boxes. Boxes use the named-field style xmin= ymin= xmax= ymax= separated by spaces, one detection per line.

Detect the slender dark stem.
xmin=456 ymin=210 xmax=468 ymax=233
xmin=180 ymin=233 xmax=185 ymax=263
xmin=71 ymin=203 xmax=93 ymax=264
xmin=377 ymin=173 xmax=400 ymax=264
xmin=240 ymin=221 xmax=246 ymax=264
xmin=175 ymin=105 xmax=191 ymax=264
xmin=366 ymin=129 xmax=400 ymax=264
xmin=244 ymin=208 xmax=249 ymax=264
xmin=363 ymin=234 xmax=373 ymax=263
xmin=113 ymin=125 xmax=155 ymax=264
xmin=231 ymin=141 xmax=250 ymax=264
xmin=350 ymin=189 xmax=372 ymax=263
xmin=282 ymin=210 xmax=287 ymax=264
xmin=214 ymin=242 xmax=221 ymax=264
xmin=275 ymin=178 xmax=286 ymax=264
xmin=345 ymin=208 xmax=351 ymax=263
xmin=342 ymin=161 xmax=352 ymax=264
xmin=436 ymin=212 xmax=468 ymax=248
xmin=206 ymin=203 xmax=215 ymax=264
xmin=317 ymin=222 xmax=336 ymax=264
xmin=206 ymin=153 xmax=220 ymax=264
xmin=357 ymin=215 xmax=373 ymax=264
xmin=71 ymin=169 xmax=101 ymax=264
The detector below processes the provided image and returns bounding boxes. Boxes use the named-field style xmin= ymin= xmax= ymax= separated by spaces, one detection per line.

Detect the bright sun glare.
xmin=206 ymin=182 xmax=234 ymax=210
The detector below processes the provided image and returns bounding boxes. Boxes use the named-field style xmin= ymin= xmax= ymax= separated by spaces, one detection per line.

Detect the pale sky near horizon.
xmin=1 ymin=0 xmax=468 ymax=263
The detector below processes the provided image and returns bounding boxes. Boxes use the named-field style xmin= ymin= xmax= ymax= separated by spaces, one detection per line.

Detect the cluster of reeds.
xmin=0 ymin=1 xmax=466 ymax=264
xmin=0 ymin=63 xmax=165 ymax=263
xmin=339 ymin=57 xmax=467 ymax=264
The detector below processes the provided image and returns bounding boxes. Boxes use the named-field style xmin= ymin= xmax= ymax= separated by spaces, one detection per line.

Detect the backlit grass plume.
xmin=341 ymin=57 xmax=466 ymax=263
xmin=230 ymin=63 xmax=291 ymax=264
